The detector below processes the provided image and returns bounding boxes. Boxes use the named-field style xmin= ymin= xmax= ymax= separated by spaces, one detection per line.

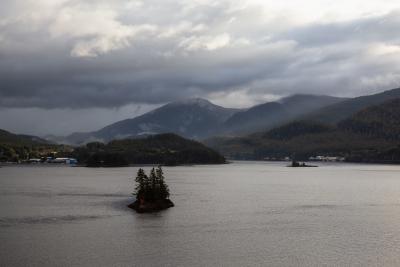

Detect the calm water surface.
xmin=1 ymin=162 xmax=400 ymax=266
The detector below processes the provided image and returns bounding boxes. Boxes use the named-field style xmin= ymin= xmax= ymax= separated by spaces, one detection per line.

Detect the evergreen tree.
xmin=150 ymin=167 xmax=157 ymax=190
xmin=134 ymin=168 xmax=147 ymax=199
xmin=156 ymin=166 xmax=170 ymax=199
xmin=146 ymin=168 xmax=157 ymax=201
xmin=143 ymin=169 xmax=150 ymax=193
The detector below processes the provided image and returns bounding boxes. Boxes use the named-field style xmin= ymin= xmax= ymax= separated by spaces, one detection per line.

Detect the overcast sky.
xmin=1 ymin=0 xmax=400 ymax=135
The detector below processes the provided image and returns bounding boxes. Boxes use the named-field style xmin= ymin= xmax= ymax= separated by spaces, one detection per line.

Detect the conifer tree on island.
xmin=128 ymin=166 xmax=174 ymax=213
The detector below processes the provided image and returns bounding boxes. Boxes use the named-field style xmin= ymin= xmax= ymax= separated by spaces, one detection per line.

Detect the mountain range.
xmin=52 ymin=98 xmax=238 ymax=145
xmin=206 ymin=96 xmax=400 ymax=162
xmin=49 ymin=94 xmax=350 ymax=145
xmin=222 ymin=94 xmax=346 ymax=134
xmin=16 ymin=87 xmax=400 ymax=149
xmin=3 ymin=87 xmax=400 ymax=163
xmin=304 ymin=87 xmax=400 ymax=123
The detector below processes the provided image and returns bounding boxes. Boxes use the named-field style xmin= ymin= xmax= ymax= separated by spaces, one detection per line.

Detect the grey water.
xmin=2 ymin=162 xmax=400 ymax=266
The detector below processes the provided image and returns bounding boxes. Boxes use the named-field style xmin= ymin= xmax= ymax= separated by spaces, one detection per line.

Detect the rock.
xmin=128 ymin=199 xmax=174 ymax=213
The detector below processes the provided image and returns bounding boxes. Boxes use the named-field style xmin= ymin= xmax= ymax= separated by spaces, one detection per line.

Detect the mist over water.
xmin=1 ymin=162 xmax=400 ymax=266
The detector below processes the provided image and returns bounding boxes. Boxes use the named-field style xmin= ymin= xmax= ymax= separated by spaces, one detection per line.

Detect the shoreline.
xmin=128 ymin=199 xmax=174 ymax=213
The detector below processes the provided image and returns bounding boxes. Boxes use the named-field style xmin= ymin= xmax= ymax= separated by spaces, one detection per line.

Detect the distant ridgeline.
xmin=0 ymin=129 xmax=72 ymax=162
xmin=73 ymin=133 xmax=226 ymax=167
xmin=207 ymin=98 xmax=400 ymax=164
xmin=53 ymin=95 xmax=346 ymax=145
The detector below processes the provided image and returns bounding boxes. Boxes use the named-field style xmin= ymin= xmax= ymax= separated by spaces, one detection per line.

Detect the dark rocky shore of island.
xmin=128 ymin=199 xmax=174 ymax=213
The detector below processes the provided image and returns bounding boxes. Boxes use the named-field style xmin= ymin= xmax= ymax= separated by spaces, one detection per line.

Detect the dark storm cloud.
xmin=1 ymin=0 xmax=400 ymax=110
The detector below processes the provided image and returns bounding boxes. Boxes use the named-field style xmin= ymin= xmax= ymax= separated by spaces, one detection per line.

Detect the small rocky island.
xmin=128 ymin=166 xmax=174 ymax=213
xmin=288 ymin=160 xmax=317 ymax=167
